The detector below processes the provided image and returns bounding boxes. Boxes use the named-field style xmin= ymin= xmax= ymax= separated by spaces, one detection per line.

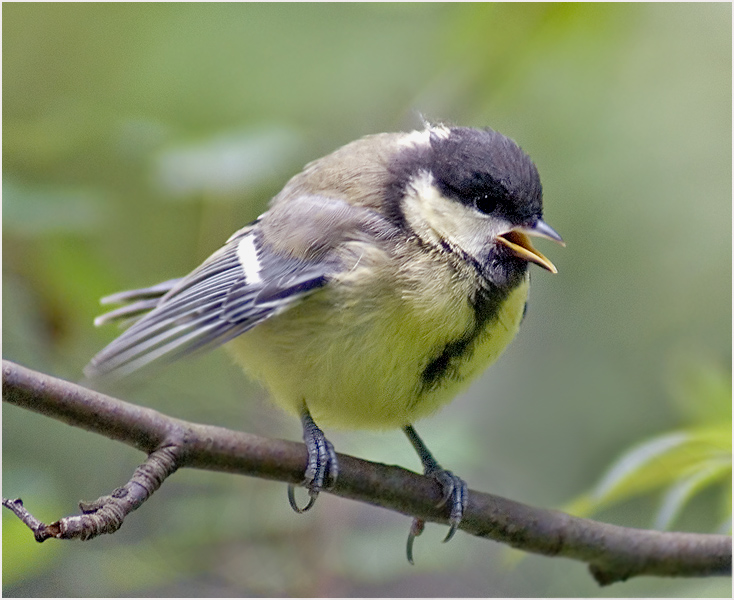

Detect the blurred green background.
xmin=3 ymin=3 xmax=731 ymax=597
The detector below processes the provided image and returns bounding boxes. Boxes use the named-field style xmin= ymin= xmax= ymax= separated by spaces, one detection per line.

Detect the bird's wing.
xmin=85 ymin=195 xmax=401 ymax=379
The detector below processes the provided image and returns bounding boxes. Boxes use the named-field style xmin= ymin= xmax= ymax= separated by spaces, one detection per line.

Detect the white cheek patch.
xmin=237 ymin=233 xmax=263 ymax=284
xmin=403 ymin=172 xmax=507 ymax=259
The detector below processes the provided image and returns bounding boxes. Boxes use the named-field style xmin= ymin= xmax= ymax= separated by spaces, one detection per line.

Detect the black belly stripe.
xmin=419 ymin=283 xmax=511 ymax=394
xmin=421 ymin=334 xmax=475 ymax=390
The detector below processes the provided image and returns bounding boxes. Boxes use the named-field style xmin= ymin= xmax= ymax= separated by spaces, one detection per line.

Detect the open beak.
xmin=496 ymin=220 xmax=564 ymax=274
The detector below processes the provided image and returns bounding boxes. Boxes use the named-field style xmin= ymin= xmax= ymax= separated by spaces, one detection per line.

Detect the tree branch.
xmin=3 ymin=359 xmax=731 ymax=586
xmin=3 ymin=444 xmax=178 ymax=541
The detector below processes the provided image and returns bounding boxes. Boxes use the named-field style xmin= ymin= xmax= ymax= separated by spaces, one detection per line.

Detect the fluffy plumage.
xmin=86 ymin=124 xmax=562 ymax=555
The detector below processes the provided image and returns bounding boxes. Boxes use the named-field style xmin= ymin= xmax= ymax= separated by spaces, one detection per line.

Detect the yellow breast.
xmin=225 ymin=267 xmax=529 ymax=430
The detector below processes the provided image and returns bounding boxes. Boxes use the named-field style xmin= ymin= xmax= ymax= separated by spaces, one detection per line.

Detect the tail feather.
xmin=93 ymin=278 xmax=183 ymax=327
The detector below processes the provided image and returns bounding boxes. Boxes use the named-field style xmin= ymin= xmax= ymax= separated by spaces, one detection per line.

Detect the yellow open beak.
xmin=496 ymin=220 xmax=564 ymax=274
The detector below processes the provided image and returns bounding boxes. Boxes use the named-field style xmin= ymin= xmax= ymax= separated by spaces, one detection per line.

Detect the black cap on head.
xmin=428 ymin=127 xmax=543 ymax=225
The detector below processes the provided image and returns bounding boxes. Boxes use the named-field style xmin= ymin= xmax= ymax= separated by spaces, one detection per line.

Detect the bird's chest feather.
xmin=226 ymin=252 xmax=529 ymax=430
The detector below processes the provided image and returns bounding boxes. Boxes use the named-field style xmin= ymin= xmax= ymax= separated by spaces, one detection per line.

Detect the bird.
xmin=85 ymin=123 xmax=563 ymax=562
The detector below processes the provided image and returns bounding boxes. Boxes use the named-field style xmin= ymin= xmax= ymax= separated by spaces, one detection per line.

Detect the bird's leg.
xmin=287 ymin=404 xmax=338 ymax=513
xmin=403 ymin=424 xmax=468 ymax=564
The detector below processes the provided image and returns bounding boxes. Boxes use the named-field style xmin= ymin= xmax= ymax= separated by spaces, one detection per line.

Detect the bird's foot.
xmin=288 ymin=407 xmax=338 ymax=513
xmin=406 ymin=468 xmax=468 ymax=564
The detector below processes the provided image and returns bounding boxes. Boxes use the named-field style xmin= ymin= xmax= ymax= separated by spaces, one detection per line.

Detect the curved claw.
xmin=287 ymin=484 xmax=318 ymax=514
xmin=443 ymin=519 xmax=460 ymax=544
xmin=406 ymin=518 xmax=425 ymax=565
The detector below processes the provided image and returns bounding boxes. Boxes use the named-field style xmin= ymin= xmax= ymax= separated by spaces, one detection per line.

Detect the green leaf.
xmin=566 ymin=424 xmax=731 ymax=523
xmin=654 ymin=460 xmax=732 ymax=530
xmin=565 ymin=356 xmax=732 ymax=529
xmin=593 ymin=427 xmax=729 ymax=505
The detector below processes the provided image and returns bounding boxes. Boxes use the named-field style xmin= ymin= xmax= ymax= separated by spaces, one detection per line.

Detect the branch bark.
xmin=3 ymin=359 xmax=731 ymax=586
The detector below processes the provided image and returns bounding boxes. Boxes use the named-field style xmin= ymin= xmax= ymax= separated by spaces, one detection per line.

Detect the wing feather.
xmin=85 ymin=225 xmax=333 ymax=378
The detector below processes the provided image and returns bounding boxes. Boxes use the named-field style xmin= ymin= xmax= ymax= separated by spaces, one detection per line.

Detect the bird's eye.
xmin=474 ymin=193 xmax=497 ymax=214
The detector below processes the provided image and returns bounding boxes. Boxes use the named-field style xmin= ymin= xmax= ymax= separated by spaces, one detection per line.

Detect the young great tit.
xmin=85 ymin=124 xmax=563 ymax=561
